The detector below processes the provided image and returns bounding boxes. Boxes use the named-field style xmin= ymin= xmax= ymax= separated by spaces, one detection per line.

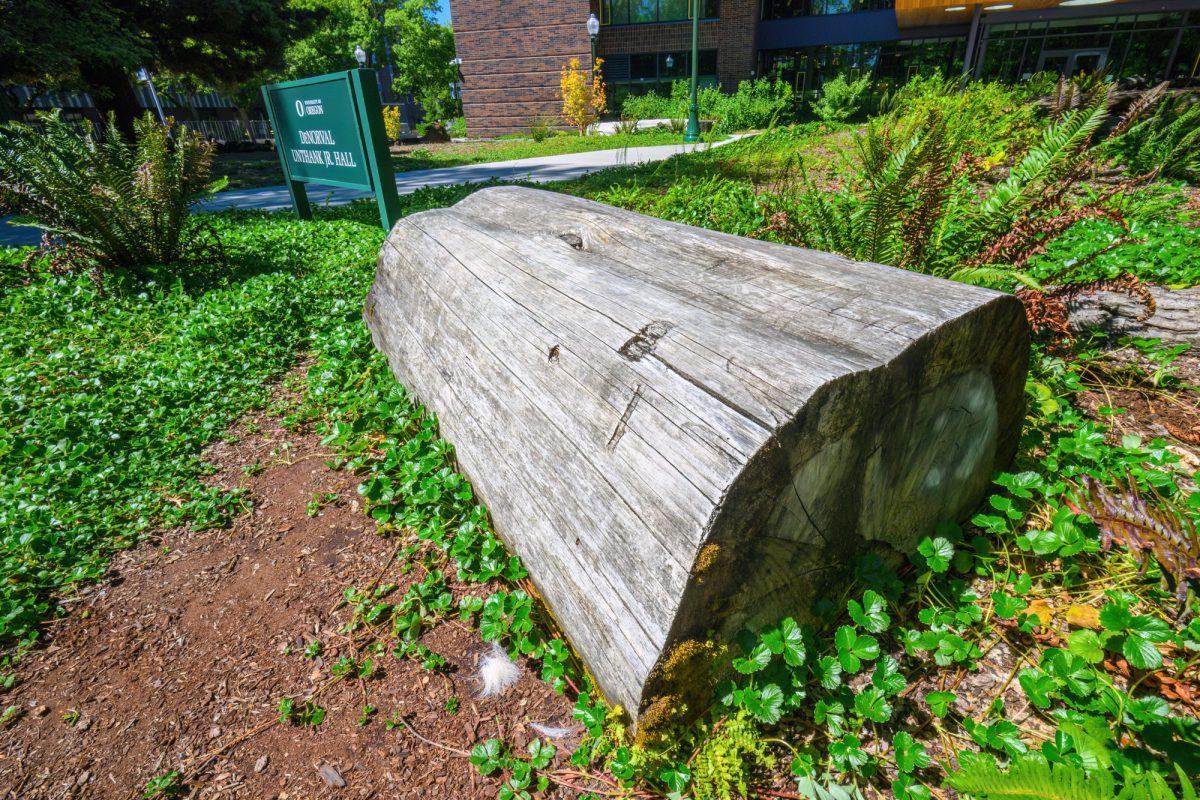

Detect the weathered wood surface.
xmin=1066 ymin=286 xmax=1199 ymax=345
xmin=364 ymin=186 xmax=1030 ymax=723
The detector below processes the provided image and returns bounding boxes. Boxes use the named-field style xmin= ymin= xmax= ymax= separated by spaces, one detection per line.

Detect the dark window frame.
xmin=761 ymin=0 xmax=894 ymax=20
xmin=601 ymin=0 xmax=720 ymax=26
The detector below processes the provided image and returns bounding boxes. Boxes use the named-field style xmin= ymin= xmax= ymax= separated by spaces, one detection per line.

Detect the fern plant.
xmin=1105 ymin=94 xmax=1200 ymax=182
xmin=690 ymin=711 xmax=775 ymax=800
xmin=792 ymin=113 xmax=953 ymax=266
xmin=780 ymin=89 xmax=1146 ymax=293
xmin=948 ymin=753 xmax=1197 ymax=800
xmin=811 ymin=74 xmax=871 ymax=124
xmin=0 ymin=111 xmax=224 ymax=281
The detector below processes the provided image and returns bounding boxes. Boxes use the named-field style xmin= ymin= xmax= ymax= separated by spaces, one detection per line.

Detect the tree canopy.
xmin=1 ymin=0 xmax=311 ymax=133
xmin=1 ymin=0 xmax=460 ymax=135
xmin=386 ymin=0 xmax=459 ymax=125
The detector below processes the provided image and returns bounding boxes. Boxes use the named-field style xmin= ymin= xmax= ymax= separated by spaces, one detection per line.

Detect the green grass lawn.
xmin=216 ymin=127 xmax=698 ymax=190
xmin=3 ymin=108 xmax=1199 ymax=799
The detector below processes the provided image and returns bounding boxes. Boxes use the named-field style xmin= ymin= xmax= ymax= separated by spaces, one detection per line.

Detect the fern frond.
xmin=947 ymin=753 xmax=1114 ymax=800
xmin=973 ymin=99 xmax=1108 ymax=234
xmin=1108 ymin=81 xmax=1169 ymax=139
xmin=948 ymin=264 xmax=1044 ymax=290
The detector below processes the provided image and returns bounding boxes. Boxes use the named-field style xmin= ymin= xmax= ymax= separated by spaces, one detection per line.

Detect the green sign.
xmin=261 ymin=69 xmax=400 ymax=229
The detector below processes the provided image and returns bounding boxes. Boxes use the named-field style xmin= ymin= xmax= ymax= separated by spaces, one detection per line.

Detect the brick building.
xmin=451 ymin=0 xmax=1200 ymax=136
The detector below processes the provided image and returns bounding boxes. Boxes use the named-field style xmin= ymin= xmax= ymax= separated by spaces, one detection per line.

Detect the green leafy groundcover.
xmin=4 ymin=166 xmax=1200 ymax=800
xmin=270 ymin=191 xmax=1198 ymax=799
xmin=0 ymin=188 xmax=477 ymax=652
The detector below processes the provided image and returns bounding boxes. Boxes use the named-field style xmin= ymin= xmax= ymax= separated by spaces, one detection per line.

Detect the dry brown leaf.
xmin=1025 ymin=599 xmax=1054 ymax=626
xmin=1064 ymin=604 xmax=1101 ymax=629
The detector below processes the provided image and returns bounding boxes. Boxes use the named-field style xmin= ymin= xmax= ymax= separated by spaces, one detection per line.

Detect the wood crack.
xmin=607 ymin=384 xmax=643 ymax=452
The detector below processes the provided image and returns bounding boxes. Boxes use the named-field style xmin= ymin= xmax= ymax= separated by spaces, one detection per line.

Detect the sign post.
xmin=261 ymin=69 xmax=401 ymax=229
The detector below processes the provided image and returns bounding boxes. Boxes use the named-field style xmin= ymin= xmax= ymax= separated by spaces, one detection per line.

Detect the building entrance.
xmin=1037 ymin=47 xmax=1109 ymax=76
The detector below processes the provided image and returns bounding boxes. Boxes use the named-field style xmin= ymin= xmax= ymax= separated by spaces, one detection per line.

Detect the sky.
xmin=434 ymin=2 xmax=452 ymax=25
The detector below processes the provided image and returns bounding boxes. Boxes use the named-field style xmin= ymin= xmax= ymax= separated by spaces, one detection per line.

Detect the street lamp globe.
xmin=586 ymin=13 xmax=600 ymax=37
xmin=354 ymin=45 xmax=368 ymax=67
xmin=665 ymin=55 xmax=674 ymax=69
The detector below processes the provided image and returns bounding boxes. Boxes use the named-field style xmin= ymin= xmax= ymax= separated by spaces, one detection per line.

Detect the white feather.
xmin=529 ymin=722 xmax=580 ymax=739
xmin=477 ymin=642 xmax=521 ymax=697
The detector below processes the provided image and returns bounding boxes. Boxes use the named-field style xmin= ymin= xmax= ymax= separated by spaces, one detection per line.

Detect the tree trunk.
xmin=364 ymin=186 xmax=1030 ymax=725
xmin=79 ymin=61 xmax=141 ymax=140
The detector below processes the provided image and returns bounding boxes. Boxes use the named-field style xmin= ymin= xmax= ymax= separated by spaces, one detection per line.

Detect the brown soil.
xmin=0 ymin=376 xmax=575 ymax=799
xmin=1076 ymin=349 xmax=1200 ymax=460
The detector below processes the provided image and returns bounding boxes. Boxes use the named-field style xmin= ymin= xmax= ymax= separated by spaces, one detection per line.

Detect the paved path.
xmin=1 ymin=137 xmax=742 ymax=247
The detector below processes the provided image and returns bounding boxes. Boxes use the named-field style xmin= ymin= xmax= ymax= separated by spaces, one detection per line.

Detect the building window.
xmin=760 ymin=39 xmax=965 ymax=100
xmin=978 ymin=12 xmax=1197 ymax=85
xmin=605 ymin=50 xmax=719 ymax=110
xmin=762 ymin=0 xmax=893 ymax=20
xmin=601 ymin=0 xmax=719 ymax=25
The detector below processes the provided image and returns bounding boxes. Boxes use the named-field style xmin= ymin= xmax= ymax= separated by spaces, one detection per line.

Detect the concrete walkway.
xmin=1 ymin=137 xmax=742 ymax=247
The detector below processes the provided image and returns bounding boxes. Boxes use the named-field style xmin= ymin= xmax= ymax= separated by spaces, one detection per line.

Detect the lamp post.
xmin=449 ymin=57 xmax=463 ymax=101
xmin=135 ymin=67 xmax=166 ymax=125
xmin=354 ymin=45 xmax=368 ymax=68
xmin=587 ymin=13 xmax=600 ymax=67
xmin=684 ymin=0 xmax=700 ymax=142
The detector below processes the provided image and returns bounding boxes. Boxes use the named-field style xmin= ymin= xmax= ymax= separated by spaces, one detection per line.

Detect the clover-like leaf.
xmin=732 ymin=641 xmax=772 ymax=674
xmin=849 ymin=590 xmax=891 ymax=633
xmin=834 ymin=625 xmax=879 ymax=674
xmin=1017 ymin=668 xmax=1057 ymax=709
xmin=470 ymin=739 xmax=505 ymax=776
xmin=829 ymin=734 xmax=871 ymax=774
xmin=924 ymin=691 xmax=956 ymax=718
xmin=814 ymin=699 xmax=846 ymax=736
xmin=893 ymin=731 xmax=931 ymax=773
xmin=527 ymin=739 xmax=555 ymax=769
xmin=872 ymin=655 xmax=907 ymax=696
xmin=816 ymin=655 xmax=843 ymax=690
xmin=742 ymin=683 xmax=784 ymax=724
xmin=853 ymin=686 xmax=892 ymax=723
xmin=991 ymin=591 xmax=1028 ymax=620
xmin=917 ymin=536 xmax=954 ymax=573
xmin=762 ymin=617 xmax=806 ymax=667
xmin=1067 ymin=629 xmax=1104 ymax=664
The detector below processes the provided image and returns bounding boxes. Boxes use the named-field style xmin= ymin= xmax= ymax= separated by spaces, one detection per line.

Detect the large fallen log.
xmin=364 ymin=186 xmax=1030 ymax=725
xmin=1066 ymin=285 xmax=1200 ymax=345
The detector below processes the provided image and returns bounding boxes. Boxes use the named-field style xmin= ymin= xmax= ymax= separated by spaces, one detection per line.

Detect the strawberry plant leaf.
xmin=848 ymin=589 xmax=891 ymax=633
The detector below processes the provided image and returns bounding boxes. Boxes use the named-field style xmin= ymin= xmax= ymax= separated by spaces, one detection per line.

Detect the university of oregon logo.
xmin=294 ymin=98 xmax=325 ymax=117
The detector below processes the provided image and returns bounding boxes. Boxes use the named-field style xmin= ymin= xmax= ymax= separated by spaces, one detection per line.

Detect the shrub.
xmin=784 ymin=90 xmax=1146 ymax=289
xmin=654 ymin=176 xmax=767 ymax=236
xmin=0 ymin=112 xmax=223 ymax=281
xmin=528 ymin=115 xmax=558 ymax=142
xmin=622 ymin=90 xmax=680 ymax=121
xmin=709 ymin=78 xmax=795 ymax=133
xmin=382 ymin=105 xmax=403 ymax=143
xmin=622 ymin=78 xmax=795 ymax=133
xmin=447 ymin=116 xmax=468 ymax=139
xmin=810 ymin=74 xmax=871 ymax=123
xmin=561 ymin=57 xmax=607 ymax=135
xmin=882 ymin=73 xmax=1040 ymax=156
xmin=615 ymin=117 xmax=640 ymax=135
xmin=1019 ymin=70 xmax=1062 ymax=99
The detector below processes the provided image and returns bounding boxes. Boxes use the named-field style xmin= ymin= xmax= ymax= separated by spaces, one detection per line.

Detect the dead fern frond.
xmin=1108 ymin=81 xmax=1170 ymax=139
xmin=1067 ymin=472 xmax=1199 ymax=607
xmin=1016 ymin=275 xmax=1155 ymax=341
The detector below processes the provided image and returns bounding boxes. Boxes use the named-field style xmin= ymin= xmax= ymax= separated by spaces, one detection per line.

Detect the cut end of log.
xmin=364 ymin=185 xmax=1030 ymax=724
